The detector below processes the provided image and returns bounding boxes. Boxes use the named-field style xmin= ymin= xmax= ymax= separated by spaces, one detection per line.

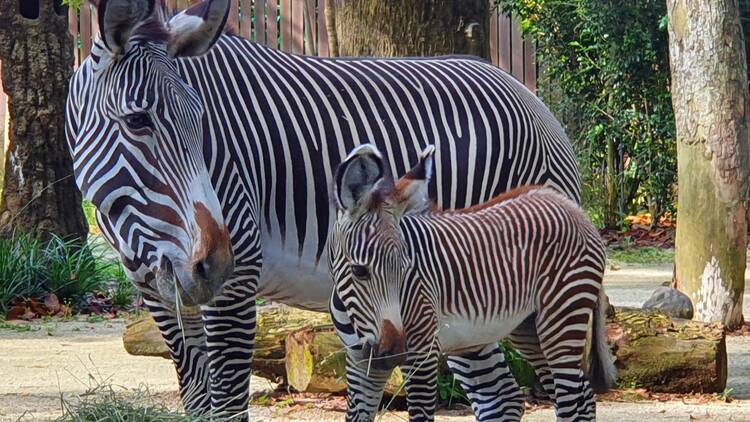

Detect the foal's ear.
xmin=98 ymin=0 xmax=156 ymax=55
xmin=392 ymin=145 xmax=436 ymax=216
xmin=166 ymin=0 xmax=230 ymax=58
xmin=335 ymin=144 xmax=385 ymax=211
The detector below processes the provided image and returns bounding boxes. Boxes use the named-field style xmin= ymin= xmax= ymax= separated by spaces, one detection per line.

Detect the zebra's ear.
xmin=166 ymin=0 xmax=230 ymax=58
xmin=392 ymin=145 xmax=436 ymax=216
xmin=98 ymin=0 xmax=156 ymax=55
xmin=335 ymin=144 xmax=385 ymax=211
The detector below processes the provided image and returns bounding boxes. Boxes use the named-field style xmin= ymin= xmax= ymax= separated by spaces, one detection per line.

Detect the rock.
xmin=642 ymin=286 xmax=694 ymax=319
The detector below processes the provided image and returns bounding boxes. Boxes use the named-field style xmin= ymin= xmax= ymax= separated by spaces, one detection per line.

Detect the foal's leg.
xmin=508 ymin=315 xmax=555 ymax=400
xmin=447 ymin=343 xmax=524 ymax=421
xmin=536 ymin=306 xmax=596 ymax=421
xmin=402 ymin=348 xmax=440 ymax=422
xmin=343 ymin=351 xmax=393 ymax=422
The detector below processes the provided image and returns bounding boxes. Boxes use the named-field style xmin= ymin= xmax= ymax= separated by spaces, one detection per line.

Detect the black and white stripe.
xmin=328 ymin=146 xmax=615 ymax=421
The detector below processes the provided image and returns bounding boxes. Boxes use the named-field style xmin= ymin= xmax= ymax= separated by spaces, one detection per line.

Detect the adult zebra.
xmin=65 ymin=0 xmax=580 ymax=419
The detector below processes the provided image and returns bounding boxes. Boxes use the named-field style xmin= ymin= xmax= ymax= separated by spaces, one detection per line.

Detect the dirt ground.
xmin=4 ymin=264 xmax=750 ymax=421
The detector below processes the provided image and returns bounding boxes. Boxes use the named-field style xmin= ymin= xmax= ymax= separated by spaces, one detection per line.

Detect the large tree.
xmin=328 ymin=0 xmax=489 ymax=59
xmin=0 ymin=1 xmax=87 ymax=240
xmin=667 ymin=0 xmax=749 ymax=329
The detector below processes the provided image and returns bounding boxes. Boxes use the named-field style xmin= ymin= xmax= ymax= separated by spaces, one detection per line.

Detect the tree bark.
xmin=667 ymin=0 xmax=749 ymax=330
xmin=331 ymin=0 xmax=489 ymax=59
xmin=0 ymin=1 xmax=87 ymax=241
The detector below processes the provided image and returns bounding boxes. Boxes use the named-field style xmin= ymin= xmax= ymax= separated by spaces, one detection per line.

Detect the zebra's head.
xmin=65 ymin=0 xmax=234 ymax=306
xmin=329 ymin=144 xmax=436 ymax=370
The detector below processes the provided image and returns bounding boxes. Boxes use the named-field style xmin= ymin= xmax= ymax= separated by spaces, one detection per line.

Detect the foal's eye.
xmin=123 ymin=112 xmax=153 ymax=130
xmin=350 ymin=264 xmax=370 ymax=280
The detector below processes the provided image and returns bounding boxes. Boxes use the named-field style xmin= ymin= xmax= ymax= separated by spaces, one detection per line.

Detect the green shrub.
xmin=0 ymin=233 xmax=46 ymax=313
xmin=0 ymin=233 xmax=133 ymax=312
xmin=497 ymin=0 xmax=676 ymax=228
xmin=44 ymin=235 xmax=107 ymax=304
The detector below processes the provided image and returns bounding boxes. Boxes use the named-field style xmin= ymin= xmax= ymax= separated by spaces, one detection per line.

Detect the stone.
xmin=642 ymin=286 xmax=694 ymax=319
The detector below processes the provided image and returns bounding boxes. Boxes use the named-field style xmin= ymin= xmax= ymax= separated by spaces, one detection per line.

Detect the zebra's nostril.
xmin=195 ymin=260 xmax=208 ymax=280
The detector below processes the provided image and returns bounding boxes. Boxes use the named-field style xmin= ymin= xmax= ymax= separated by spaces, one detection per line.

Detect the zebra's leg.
xmin=201 ymin=273 xmax=259 ymax=420
xmin=145 ymin=298 xmax=211 ymax=414
xmin=343 ymin=350 xmax=392 ymax=422
xmin=402 ymin=347 xmax=440 ymax=422
xmin=446 ymin=343 xmax=524 ymax=422
xmin=535 ymin=311 xmax=596 ymax=422
xmin=508 ymin=314 xmax=555 ymax=401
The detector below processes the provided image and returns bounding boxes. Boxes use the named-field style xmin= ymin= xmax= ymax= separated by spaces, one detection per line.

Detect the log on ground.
xmin=123 ymin=306 xmax=728 ymax=394
xmin=608 ymin=307 xmax=726 ymax=393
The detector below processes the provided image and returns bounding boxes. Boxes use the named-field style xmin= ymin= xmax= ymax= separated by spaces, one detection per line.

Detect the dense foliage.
xmin=0 ymin=233 xmax=133 ymax=313
xmin=498 ymin=0 xmax=676 ymax=228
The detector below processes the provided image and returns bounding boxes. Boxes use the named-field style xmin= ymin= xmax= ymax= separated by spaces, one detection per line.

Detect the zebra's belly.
xmin=257 ymin=245 xmax=332 ymax=312
xmin=436 ymin=310 xmax=533 ymax=353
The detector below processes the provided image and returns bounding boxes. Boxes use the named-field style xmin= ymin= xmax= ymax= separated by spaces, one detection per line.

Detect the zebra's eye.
xmin=123 ymin=112 xmax=153 ymax=130
xmin=350 ymin=264 xmax=370 ymax=281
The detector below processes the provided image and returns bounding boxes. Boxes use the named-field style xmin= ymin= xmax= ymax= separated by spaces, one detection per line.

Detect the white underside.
xmin=256 ymin=236 xmax=332 ymax=312
xmin=436 ymin=310 xmax=533 ymax=353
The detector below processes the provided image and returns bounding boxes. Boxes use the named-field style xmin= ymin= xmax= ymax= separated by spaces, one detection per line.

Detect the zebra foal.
xmin=329 ymin=144 xmax=616 ymax=422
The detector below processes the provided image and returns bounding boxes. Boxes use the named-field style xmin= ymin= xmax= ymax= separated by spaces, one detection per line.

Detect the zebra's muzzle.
xmin=157 ymin=254 xmax=231 ymax=306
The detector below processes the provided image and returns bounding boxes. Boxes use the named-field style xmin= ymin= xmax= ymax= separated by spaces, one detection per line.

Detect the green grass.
xmin=607 ymin=246 xmax=674 ymax=265
xmin=56 ymin=384 xmax=208 ymax=422
xmin=0 ymin=233 xmax=47 ymax=313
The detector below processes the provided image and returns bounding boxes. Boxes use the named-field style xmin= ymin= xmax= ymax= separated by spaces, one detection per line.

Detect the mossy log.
xmin=123 ymin=306 xmax=403 ymax=393
xmin=609 ymin=307 xmax=726 ymax=393
xmin=124 ymin=306 xmax=727 ymax=394
xmin=285 ymin=326 xmax=405 ymax=395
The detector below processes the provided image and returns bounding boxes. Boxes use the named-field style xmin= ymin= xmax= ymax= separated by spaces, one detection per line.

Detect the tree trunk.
xmin=667 ymin=0 xmax=749 ymax=330
xmin=331 ymin=0 xmax=489 ymax=59
xmin=0 ymin=1 xmax=87 ymax=240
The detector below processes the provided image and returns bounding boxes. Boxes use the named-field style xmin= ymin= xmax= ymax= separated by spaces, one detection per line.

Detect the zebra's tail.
xmin=587 ymin=287 xmax=617 ymax=393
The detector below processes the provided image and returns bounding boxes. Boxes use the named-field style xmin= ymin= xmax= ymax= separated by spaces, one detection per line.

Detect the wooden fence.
xmin=1 ymin=2 xmax=535 ymax=166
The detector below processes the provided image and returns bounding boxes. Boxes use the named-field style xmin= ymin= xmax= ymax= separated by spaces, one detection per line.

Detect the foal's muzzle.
xmin=361 ymin=319 xmax=407 ymax=370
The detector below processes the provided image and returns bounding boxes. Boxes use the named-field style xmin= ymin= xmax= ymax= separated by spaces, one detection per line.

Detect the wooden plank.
xmin=228 ymin=0 xmax=240 ymax=33
xmin=268 ymin=0 xmax=278 ymax=48
xmin=489 ymin=6 xmax=498 ymax=66
xmin=255 ymin=0 xmax=267 ymax=44
xmin=317 ymin=0 xmax=329 ymax=57
xmin=281 ymin=0 xmax=291 ymax=51
xmin=523 ymin=38 xmax=536 ymax=92
xmin=91 ymin=3 xmax=99 ymax=38
xmin=81 ymin=0 xmax=92 ymax=58
xmin=304 ymin=0 xmax=317 ymax=55
xmin=292 ymin=0 xmax=304 ymax=53
xmin=165 ymin=0 xmax=177 ymax=14
xmin=240 ymin=0 xmax=253 ymax=38
xmin=69 ymin=7 xmax=79 ymax=67
xmin=510 ymin=16 xmax=524 ymax=81
xmin=498 ymin=13 xmax=511 ymax=73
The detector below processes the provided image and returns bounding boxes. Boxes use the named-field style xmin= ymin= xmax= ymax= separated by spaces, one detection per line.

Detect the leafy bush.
xmin=0 ymin=233 xmax=46 ymax=313
xmin=0 ymin=233 xmax=133 ymax=312
xmin=44 ymin=235 xmax=108 ymax=304
xmin=498 ymin=0 xmax=676 ymax=228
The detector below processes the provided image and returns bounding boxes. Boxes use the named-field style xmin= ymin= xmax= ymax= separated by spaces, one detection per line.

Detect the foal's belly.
xmin=436 ymin=310 xmax=533 ymax=353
